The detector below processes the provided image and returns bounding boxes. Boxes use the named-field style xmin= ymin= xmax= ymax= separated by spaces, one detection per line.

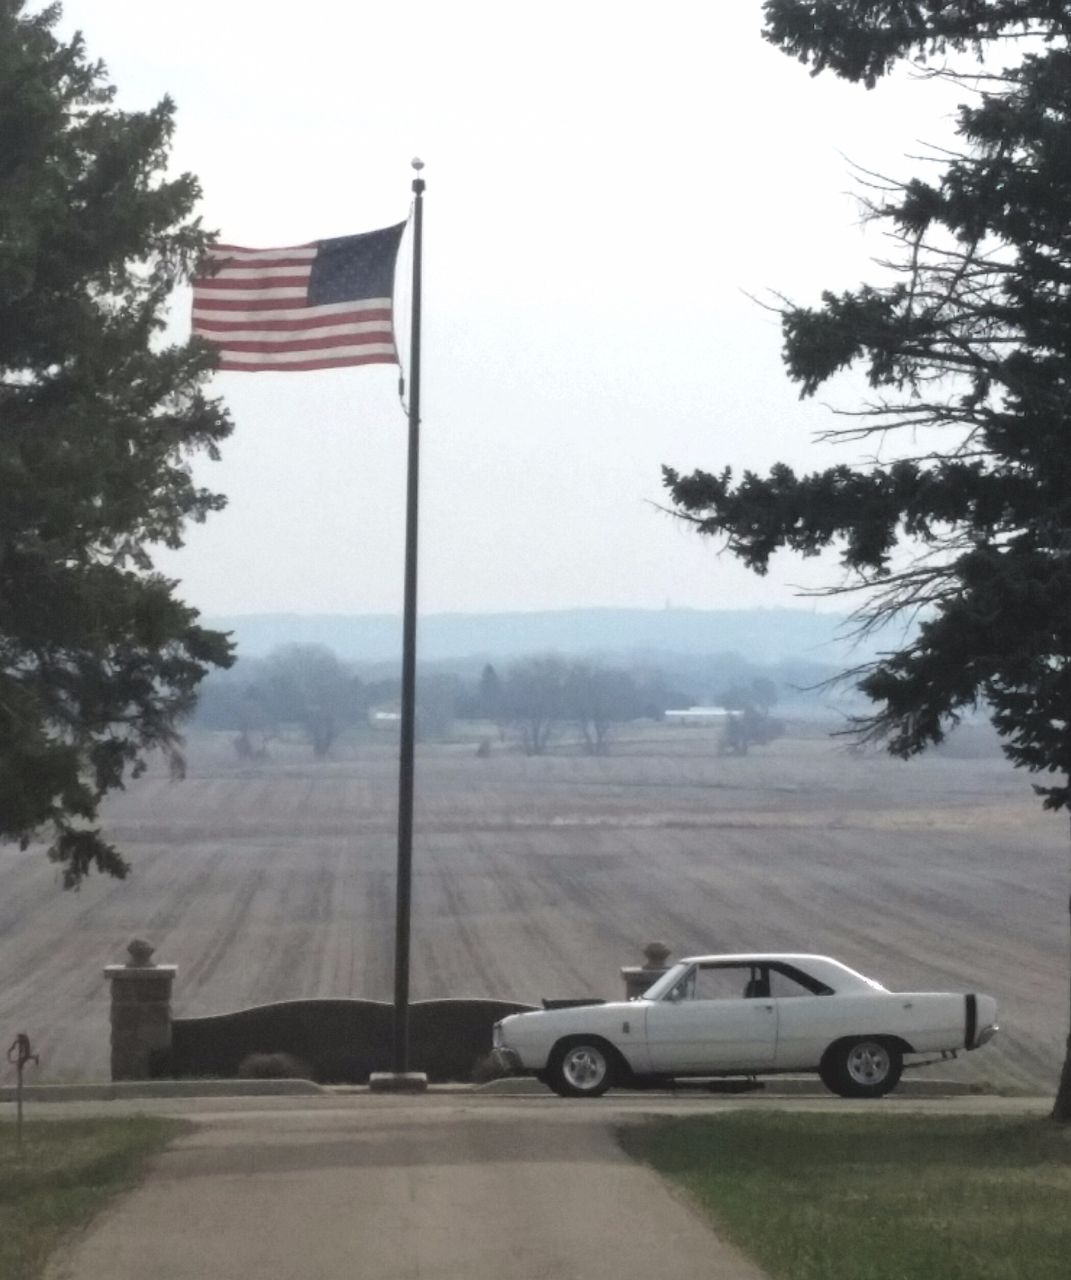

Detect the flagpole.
xmin=389 ymin=159 xmax=425 ymax=1084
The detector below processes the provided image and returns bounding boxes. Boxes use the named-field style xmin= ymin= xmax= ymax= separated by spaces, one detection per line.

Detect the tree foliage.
xmin=0 ymin=2 xmax=233 ymax=883
xmin=718 ymin=677 xmax=779 ymax=716
xmin=415 ymin=672 xmax=463 ymax=742
xmin=566 ymin=662 xmax=646 ymax=755
xmin=502 ymin=656 xmax=569 ymax=756
xmin=716 ymin=679 xmax=783 ymax=756
xmin=669 ymin=1 xmax=1071 ymax=795
xmin=666 ymin=0 xmax=1071 ymax=1116
xmin=474 ymin=662 xmax=507 ymax=737
xmin=491 ymin=657 xmax=650 ymax=756
xmin=192 ymin=646 xmax=376 ymax=758
xmin=258 ymin=645 xmax=358 ymax=758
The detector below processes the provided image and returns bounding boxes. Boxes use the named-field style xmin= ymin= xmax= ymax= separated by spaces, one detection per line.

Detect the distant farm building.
xmin=663 ymin=706 xmax=738 ymax=727
xmin=368 ymin=709 xmax=401 ymax=729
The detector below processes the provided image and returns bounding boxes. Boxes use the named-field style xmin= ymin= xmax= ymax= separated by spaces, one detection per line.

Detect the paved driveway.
xmin=40 ymin=1092 xmax=779 ymax=1280
xmin=39 ymin=1093 xmax=1046 ymax=1280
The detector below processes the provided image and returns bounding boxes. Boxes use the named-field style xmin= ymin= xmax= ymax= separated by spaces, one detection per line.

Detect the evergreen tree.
xmin=665 ymin=1 xmax=1071 ymax=1119
xmin=0 ymin=2 xmax=233 ymax=884
xmin=477 ymin=662 xmax=504 ymax=722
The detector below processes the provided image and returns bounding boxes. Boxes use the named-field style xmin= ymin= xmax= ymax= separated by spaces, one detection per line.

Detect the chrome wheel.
xmin=846 ymin=1041 xmax=891 ymax=1087
xmin=820 ymin=1037 xmax=903 ymax=1099
xmin=561 ymin=1044 xmax=609 ymax=1092
xmin=547 ymin=1038 xmax=617 ymax=1097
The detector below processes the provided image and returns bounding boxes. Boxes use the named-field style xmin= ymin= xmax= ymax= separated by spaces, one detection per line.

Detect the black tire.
xmin=819 ymin=1037 xmax=903 ymax=1099
xmin=546 ymin=1038 xmax=616 ymax=1098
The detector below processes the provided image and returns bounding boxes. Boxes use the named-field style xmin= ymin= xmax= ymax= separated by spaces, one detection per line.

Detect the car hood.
xmin=502 ymin=1000 xmax=643 ymax=1032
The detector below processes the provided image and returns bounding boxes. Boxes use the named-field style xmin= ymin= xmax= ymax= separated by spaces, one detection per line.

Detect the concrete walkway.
xmin=41 ymin=1094 xmax=779 ymax=1280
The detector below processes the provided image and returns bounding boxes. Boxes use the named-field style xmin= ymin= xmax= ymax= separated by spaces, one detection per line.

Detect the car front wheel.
xmin=820 ymin=1037 xmax=903 ymax=1099
xmin=547 ymin=1039 xmax=615 ymax=1098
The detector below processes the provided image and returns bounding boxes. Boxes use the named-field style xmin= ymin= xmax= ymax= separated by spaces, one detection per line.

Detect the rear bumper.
xmin=965 ymin=993 xmax=999 ymax=1050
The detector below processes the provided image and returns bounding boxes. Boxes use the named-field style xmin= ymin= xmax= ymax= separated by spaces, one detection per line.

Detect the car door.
xmin=765 ymin=961 xmax=837 ymax=1069
xmin=644 ymin=963 xmax=778 ymax=1073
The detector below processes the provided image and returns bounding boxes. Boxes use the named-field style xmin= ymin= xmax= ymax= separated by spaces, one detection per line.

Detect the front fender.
xmin=498 ymin=1002 xmax=650 ymax=1072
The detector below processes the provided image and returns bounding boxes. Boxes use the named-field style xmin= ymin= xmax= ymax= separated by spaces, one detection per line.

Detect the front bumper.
xmin=491 ymin=1046 xmax=523 ymax=1075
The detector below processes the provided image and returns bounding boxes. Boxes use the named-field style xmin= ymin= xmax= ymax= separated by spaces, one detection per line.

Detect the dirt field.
xmin=1 ymin=725 xmax=1067 ymax=1092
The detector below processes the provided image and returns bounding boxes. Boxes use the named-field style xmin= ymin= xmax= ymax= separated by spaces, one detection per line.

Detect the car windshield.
xmin=641 ymin=962 xmax=690 ymax=1001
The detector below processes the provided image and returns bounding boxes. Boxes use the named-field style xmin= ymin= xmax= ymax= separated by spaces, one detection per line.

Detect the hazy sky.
xmin=57 ymin=1 xmax=964 ymax=618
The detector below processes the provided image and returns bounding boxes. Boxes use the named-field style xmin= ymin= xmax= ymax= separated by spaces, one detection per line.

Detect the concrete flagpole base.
xmin=368 ymin=1072 xmax=428 ymax=1093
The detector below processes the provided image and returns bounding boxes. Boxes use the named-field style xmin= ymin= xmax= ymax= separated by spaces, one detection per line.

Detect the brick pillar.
xmin=621 ymin=941 xmax=672 ymax=1001
xmin=104 ymin=939 xmax=177 ymax=1081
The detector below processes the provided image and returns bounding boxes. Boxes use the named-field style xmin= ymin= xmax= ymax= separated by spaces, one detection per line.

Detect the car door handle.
xmin=754 ymin=1004 xmax=774 ymax=1012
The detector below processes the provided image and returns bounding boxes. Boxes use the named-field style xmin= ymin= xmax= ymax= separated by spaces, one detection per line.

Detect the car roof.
xmin=680 ymin=953 xmax=842 ymax=966
xmin=674 ymin=954 xmax=883 ymax=992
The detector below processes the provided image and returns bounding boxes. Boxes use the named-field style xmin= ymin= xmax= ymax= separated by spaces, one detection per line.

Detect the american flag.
xmin=191 ymin=222 xmax=407 ymax=372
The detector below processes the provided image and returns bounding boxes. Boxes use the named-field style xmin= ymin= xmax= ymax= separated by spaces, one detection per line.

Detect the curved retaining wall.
xmin=167 ymin=997 xmax=539 ymax=1083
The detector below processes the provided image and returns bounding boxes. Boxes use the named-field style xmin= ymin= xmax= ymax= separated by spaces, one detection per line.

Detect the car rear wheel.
xmin=820 ymin=1037 xmax=903 ymax=1099
xmin=547 ymin=1039 xmax=615 ymax=1098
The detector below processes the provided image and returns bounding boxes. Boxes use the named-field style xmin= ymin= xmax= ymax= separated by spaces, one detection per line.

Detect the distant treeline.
xmin=190 ymin=644 xmax=840 ymax=759
xmin=202 ymin=607 xmax=883 ymax=667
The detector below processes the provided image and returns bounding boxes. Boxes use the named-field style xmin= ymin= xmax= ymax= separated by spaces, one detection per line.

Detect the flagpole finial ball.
xmin=411 ymin=157 xmax=425 ymax=171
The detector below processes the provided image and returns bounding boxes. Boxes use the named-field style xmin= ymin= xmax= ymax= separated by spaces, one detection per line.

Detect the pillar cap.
xmin=126 ymin=938 xmax=155 ymax=967
xmin=642 ymin=941 xmax=671 ymax=967
xmin=104 ymin=964 xmax=177 ymax=980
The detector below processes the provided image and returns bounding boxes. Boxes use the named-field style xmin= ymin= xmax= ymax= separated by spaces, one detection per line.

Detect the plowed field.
xmin=1 ymin=727 xmax=1066 ymax=1091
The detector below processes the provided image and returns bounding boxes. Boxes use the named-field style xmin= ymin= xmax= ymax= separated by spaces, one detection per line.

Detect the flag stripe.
xmin=191 ymin=318 xmax=392 ymax=342
xmin=222 ymin=343 xmax=396 ymax=364
xmin=197 ymin=268 xmax=313 ymax=285
xmin=208 ymin=256 xmax=318 ymax=271
xmin=193 ymin=308 xmax=392 ymax=334
xmin=211 ymin=244 xmax=317 ymax=260
xmin=194 ymin=285 xmax=310 ymax=302
xmin=218 ymin=347 xmax=397 ymax=371
xmin=220 ymin=332 xmax=393 ymax=355
xmin=194 ymin=298 xmax=392 ymax=319
xmin=192 ymin=228 xmax=403 ymax=373
xmin=194 ymin=308 xmax=390 ymax=331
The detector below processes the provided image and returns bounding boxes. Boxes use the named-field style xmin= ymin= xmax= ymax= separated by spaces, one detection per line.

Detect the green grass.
xmin=619 ymin=1112 xmax=1071 ymax=1280
xmin=0 ymin=1116 xmax=186 ymax=1280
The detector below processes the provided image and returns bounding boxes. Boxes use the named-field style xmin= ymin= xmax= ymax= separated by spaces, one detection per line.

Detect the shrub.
xmin=469 ymin=1051 xmax=509 ymax=1084
xmin=236 ymin=1051 xmax=314 ymax=1080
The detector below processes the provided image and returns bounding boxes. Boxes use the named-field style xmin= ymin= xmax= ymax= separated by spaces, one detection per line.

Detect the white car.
xmin=492 ymin=953 xmax=998 ymax=1098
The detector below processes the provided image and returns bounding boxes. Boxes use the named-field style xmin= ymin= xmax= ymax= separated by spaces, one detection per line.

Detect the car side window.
xmin=767 ymin=963 xmax=834 ymax=997
xmin=690 ymin=965 xmax=758 ymax=1001
xmin=768 ymin=968 xmax=814 ymax=998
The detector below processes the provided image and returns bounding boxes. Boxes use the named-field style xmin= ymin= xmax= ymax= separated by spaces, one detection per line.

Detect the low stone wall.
xmin=166 ymin=997 xmax=538 ymax=1083
xmin=103 ymin=937 xmax=671 ymax=1082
